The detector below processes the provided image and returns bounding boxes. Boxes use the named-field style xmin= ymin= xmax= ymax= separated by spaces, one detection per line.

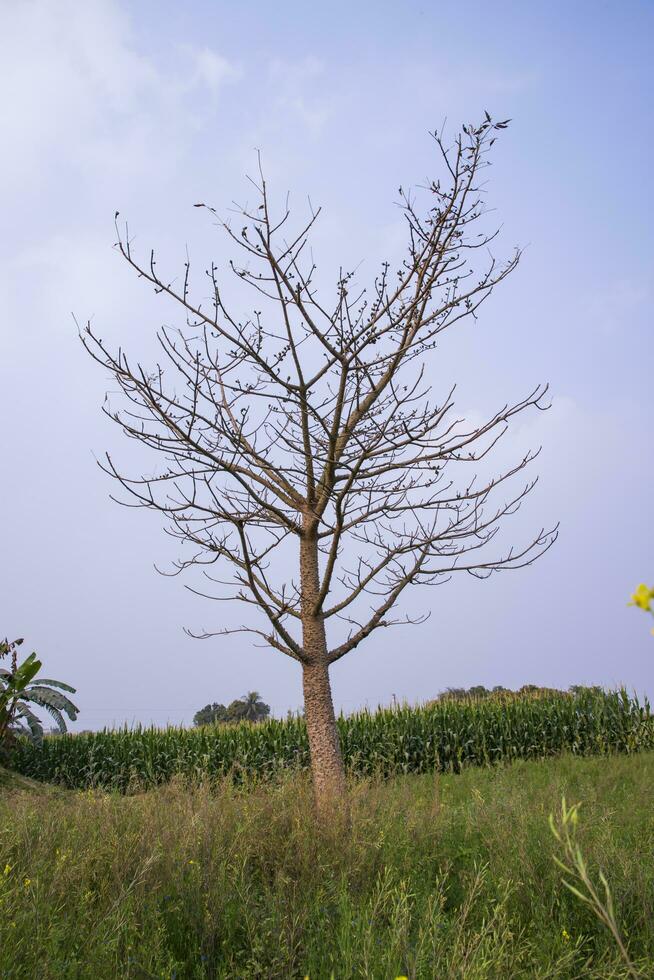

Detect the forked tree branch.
xmin=82 ymin=116 xmax=557 ymax=665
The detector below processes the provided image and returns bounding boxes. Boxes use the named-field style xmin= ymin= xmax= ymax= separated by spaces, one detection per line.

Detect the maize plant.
xmin=10 ymin=687 xmax=653 ymax=791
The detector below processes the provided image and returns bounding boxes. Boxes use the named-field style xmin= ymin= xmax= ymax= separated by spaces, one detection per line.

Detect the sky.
xmin=1 ymin=0 xmax=653 ymax=729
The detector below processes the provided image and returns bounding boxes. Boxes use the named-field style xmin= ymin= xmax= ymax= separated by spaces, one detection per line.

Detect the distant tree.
xmin=193 ymin=692 xmax=270 ymax=726
xmin=438 ymin=686 xmax=490 ymax=701
xmin=433 ymin=684 xmax=565 ymax=704
xmin=83 ymin=116 xmax=557 ymax=815
xmin=441 ymin=687 xmax=467 ymax=701
xmin=227 ymin=691 xmax=270 ymax=723
xmin=467 ymin=685 xmax=489 ymax=699
xmin=193 ymin=702 xmax=229 ymax=726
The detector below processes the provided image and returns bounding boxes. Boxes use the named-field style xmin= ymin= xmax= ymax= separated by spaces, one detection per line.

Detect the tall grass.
xmin=10 ymin=687 xmax=653 ymax=791
xmin=1 ymin=752 xmax=653 ymax=978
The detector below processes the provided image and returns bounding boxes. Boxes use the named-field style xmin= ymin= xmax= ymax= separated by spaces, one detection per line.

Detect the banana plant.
xmin=0 ymin=637 xmax=78 ymax=760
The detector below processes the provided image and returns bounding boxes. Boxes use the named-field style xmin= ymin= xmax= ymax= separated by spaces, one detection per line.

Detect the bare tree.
xmin=82 ymin=117 xmax=557 ymax=815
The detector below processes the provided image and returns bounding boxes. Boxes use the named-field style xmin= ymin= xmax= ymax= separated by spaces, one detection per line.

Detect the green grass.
xmin=10 ymin=687 xmax=653 ymax=790
xmin=1 ymin=752 xmax=653 ymax=978
xmin=0 ymin=765 xmax=59 ymax=794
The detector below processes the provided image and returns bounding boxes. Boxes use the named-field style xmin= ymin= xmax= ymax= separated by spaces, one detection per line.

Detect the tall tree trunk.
xmin=302 ymin=659 xmax=347 ymax=813
xmin=300 ymin=517 xmax=348 ymax=817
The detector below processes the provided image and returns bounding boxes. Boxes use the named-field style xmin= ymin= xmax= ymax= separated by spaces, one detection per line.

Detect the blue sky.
xmin=1 ymin=0 xmax=652 ymax=728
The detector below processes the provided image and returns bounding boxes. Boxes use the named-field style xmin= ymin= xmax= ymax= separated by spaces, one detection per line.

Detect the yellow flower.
xmin=562 ymin=928 xmax=570 ymax=941
xmin=628 ymin=583 xmax=654 ymax=611
xmin=23 ymin=878 xmax=31 ymax=888
xmin=3 ymin=864 xmax=11 ymax=876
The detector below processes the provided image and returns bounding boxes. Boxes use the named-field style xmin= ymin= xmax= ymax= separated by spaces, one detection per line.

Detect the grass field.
xmin=1 ymin=751 xmax=653 ymax=978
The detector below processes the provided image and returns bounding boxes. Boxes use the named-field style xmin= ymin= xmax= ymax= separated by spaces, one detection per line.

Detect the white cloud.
xmin=0 ymin=0 xmax=239 ymax=192
xmin=188 ymin=46 xmax=241 ymax=93
xmin=266 ymin=56 xmax=331 ymax=136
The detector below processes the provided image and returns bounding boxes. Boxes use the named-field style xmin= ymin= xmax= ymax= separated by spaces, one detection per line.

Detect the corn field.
xmin=10 ymin=688 xmax=653 ymax=791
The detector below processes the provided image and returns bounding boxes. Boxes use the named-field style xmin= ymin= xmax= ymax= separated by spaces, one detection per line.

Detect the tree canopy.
xmin=193 ymin=692 xmax=270 ymax=727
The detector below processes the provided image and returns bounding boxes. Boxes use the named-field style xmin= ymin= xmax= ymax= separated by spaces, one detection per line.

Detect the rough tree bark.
xmin=300 ymin=516 xmax=348 ymax=807
xmin=82 ymin=116 xmax=557 ymax=818
xmin=302 ymin=662 xmax=346 ymax=808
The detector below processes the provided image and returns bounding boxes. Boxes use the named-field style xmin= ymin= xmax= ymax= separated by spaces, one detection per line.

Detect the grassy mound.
xmin=1 ymin=751 xmax=653 ymax=978
xmin=0 ymin=765 xmax=58 ymax=794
